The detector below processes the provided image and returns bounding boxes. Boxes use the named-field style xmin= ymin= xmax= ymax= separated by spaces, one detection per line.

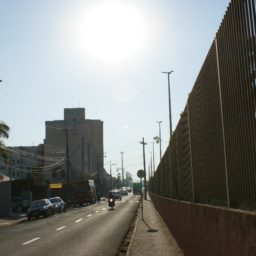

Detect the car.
xmin=120 ymin=188 xmax=128 ymax=196
xmin=27 ymin=199 xmax=55 ymax=220
xmin=111 ymin=190 xmax=122 ymax=200
xmin=49 ymin=197 xmax=66 ymax=213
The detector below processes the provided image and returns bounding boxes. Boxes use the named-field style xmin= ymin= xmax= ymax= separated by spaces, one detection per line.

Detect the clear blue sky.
xmin=0 ymin=0 xmax=230 ymax=181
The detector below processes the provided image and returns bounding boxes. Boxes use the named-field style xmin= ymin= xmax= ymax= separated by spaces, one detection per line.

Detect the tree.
xmin=0 ymin=121 xmax=10 ymax=164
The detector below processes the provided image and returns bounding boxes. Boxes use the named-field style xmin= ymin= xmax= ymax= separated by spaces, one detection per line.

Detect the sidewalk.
xmin=126 ymin=196 xmax=183 ymax=256
xmin=0 ymin=213 xmax=26 ymax=229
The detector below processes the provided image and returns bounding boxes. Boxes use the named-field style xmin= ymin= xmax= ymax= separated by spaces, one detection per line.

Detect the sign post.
xmin=137 ymin=170 xmax=145 ymax=220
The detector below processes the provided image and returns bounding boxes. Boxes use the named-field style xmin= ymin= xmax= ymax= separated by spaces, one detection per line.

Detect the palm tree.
xmin=0 ymin=121 xmax=10 ymax=164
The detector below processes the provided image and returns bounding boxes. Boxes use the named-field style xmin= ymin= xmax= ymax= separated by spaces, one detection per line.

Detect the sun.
xmin=78 ymin=1 xmax=147 ymax=63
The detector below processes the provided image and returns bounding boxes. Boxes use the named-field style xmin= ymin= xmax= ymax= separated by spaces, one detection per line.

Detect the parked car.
xmin=111 ymin=190 xmax=122 ymax=200
xmin=27 ymin=199 xmax=54 ymax=220
xmin=49 ymin=197 xmax=66 ymax=213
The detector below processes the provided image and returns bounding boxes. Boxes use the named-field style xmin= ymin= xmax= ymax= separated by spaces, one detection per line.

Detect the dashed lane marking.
xmin=87 ymin=214 xmax=92 ymax=217
xmin=135 ymin=201 xmax=140 ymax=203
xmin=75 ymin=218 xmax=83 ymax=223
xmin=96 ymin=211 xmax=100 ymax=213
xmin=22 ymin=237 xmax=41 ymax=245
xmin=56 ymin=226 xmax=66 ymax=231
xmin=102 ymin=208 xmax=106 ymax=210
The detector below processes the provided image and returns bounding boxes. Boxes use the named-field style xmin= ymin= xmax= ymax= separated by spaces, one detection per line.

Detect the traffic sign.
xmin=50 ymin=183 xmax=62 ymax=189
xmin=137 ymin=169 xmax=145 ymax=178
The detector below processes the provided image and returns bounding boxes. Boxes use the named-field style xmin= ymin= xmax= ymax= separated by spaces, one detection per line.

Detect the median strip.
xmin=22 ymin=237 xmax=41 ymax=245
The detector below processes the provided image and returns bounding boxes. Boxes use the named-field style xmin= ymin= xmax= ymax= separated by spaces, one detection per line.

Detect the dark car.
xmin=120 ymin=188 xmax=128 ymax=196
xmin=27 ymin=199 xmax=54 ymax=220
xmin=112 ymin=190 xmax=122 ymax=200
xmin=49 ymin=197 xmax=66 ymax=213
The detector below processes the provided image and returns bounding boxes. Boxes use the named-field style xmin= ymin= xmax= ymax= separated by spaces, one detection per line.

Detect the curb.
xmin=125 ymin=204 xmax=141 ymax=255
xmin=117 ymin=202 xmax=141 ymax=256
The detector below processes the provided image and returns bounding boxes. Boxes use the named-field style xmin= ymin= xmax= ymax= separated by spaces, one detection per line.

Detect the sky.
xmin=0 ymin=0 xmax=230 ymax=181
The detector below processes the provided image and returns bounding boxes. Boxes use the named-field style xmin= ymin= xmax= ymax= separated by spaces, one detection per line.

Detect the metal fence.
xmin=149 ymin=0 xmax=256 ymax=210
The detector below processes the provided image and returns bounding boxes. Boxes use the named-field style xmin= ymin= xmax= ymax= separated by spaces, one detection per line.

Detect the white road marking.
xmin=56 ymin=226 xmax=66 ymax=231
xmin=96 ymin=211 xmax=100 ymax=213
xmin=22 ymin=237 xmax=41 ymax=245
xmin=87 ymin=214 xmax=92 ymax=217
xmin=102 ymin=208 xmax=106 ymax=210
xmin=129 ymin=201 xmax=133 ymax=203
xmin=135 ymin=201 xmax=140 ymax=203
xmin=75 ymin=218 xmax=83 ymax=223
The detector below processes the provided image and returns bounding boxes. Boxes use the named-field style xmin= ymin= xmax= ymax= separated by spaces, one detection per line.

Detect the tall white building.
xmin=44 ymin=108 xmax=104 ymax=184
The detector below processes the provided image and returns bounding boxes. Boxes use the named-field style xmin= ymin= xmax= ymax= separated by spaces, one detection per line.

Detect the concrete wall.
xmin=0 ymin=182 xmax=11 ymax=217
xmin=151 ymin=194 xmax=256 ymax=256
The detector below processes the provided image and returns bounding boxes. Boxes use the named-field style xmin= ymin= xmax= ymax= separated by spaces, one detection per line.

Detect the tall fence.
xmin=150 ymin=0 xmax=256 ymax=210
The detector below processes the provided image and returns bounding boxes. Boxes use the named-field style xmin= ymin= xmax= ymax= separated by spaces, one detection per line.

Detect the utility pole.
xmin=81 ymin=137 xmax=84 ymax=173
xmin=140 ymin=137 xmax=147 ymax=200
xmin=96 ymin=153 xmax=105 ymax=195
xmin=65 ymin=129 xmax=70 ymax=202
xmin=116 ymin=168 xmax=121 ymax=189
xmin=110 ymin=162 xmax=116 ymax=190
xmin=162 ymin=70 xmax=174 ymax=139
xmin=120 ymin=152 xmax=124 ymax=186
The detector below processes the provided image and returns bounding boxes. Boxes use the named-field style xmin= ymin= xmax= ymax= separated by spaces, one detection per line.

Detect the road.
xmin=0 ymin=194 xmax=140 ymax=256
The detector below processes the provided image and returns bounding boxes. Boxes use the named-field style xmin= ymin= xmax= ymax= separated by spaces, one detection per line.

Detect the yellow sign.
xmin=50 ymin=183 xmax=62 ymax=189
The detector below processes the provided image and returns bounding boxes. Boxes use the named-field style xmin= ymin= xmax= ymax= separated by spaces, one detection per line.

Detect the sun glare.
xmin=78 ymin=1 xmax=147 ymax=63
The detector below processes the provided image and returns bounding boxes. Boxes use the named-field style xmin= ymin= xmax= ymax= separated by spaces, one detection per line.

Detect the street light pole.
xmin=156 ymin=121 xmax=162 ymax=159
xmin=162 ymin=70 xmax=174 ymax=139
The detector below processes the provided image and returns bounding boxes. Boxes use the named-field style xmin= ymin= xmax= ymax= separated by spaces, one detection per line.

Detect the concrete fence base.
xmin=151 ymin=194 xmax=256 ymax=256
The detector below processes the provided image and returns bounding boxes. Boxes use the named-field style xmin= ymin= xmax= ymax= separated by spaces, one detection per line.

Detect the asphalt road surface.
xmin=0 ymin=194 xmax=140 ymax=256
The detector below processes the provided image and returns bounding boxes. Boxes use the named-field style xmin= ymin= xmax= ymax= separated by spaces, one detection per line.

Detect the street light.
xmin=155 ymin=121 xmax=162 ymax=159
xmin=162 ymin=70 xmax=174 ymax=139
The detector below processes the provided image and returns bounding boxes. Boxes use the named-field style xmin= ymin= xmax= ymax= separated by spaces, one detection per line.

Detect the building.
xmin=0 ymin=145 xmax=42 ymax=182
xmin=44 ymin=108 xmax=104 ymax=186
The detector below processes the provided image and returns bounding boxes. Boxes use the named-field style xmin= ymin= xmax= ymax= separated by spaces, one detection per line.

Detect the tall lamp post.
xmin=162 ymin=70 xmax=174 ymax=139
xmin=155 ymin=121 xmax=162 ymax=159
